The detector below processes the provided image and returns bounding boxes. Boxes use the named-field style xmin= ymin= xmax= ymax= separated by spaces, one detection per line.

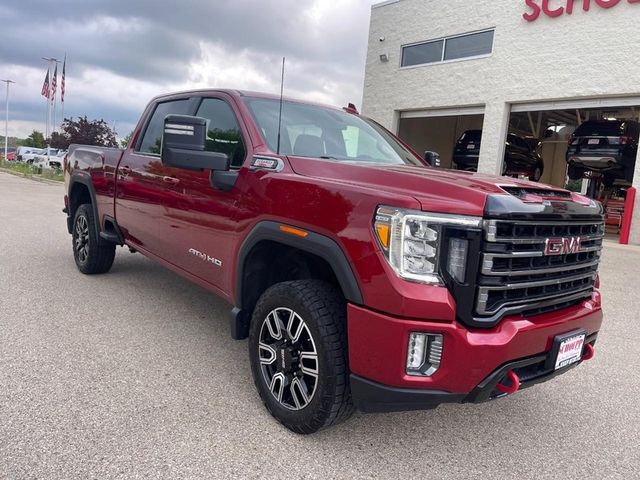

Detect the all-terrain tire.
xmin=248 ymin=280 xmax=354 ymax=434
xmin=72 ymin=204 xmax=116 ymax=274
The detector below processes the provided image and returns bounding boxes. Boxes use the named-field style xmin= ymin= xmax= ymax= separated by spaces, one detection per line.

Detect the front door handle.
xmin=162 ymin=176 xmax=180 ymax=185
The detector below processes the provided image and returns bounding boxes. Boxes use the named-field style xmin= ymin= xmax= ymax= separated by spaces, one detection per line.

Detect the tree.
xmin=49 ymin=132 xmax=68 ymax=150
xmin=22 ymin=130 xmax=46 ymax=148
xmin=120 ymin=131 xmax=133 ymax=149
xmin=52 ymin=116 xmax=118 ymax=150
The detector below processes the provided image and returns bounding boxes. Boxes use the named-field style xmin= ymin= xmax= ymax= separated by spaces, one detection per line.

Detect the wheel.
xmin=567 ymin=164 xmax=585 ymax=180
xmin=248 ymin=280 xmax=354 ymax=434
xmin=529 ymin=165 xmax=543 ymax=182
xmin=72 ymin=204 xmax=116 ymax=274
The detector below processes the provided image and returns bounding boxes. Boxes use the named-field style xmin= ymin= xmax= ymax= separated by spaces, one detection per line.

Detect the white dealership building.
xmin=362 ymin=0 xmax=640 ymax=243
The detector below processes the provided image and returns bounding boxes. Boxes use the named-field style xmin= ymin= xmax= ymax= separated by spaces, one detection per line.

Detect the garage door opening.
xmin=397 ymin=108 xmax=485 ymax=169
xmin=509 ymin=101 xmax=640 ymax=240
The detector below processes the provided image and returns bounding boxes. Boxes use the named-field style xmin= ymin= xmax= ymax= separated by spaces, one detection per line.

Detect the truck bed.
xmin=66 ymin=144 xmax=124 ymax=227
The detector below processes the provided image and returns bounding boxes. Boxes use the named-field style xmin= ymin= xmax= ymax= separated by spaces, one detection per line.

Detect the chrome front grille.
xmin=476 ymin=219 xmax=604 ymax=321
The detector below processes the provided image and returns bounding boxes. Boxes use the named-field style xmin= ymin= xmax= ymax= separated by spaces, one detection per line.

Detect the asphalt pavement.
xmin=0 ymin=171 xmax=639 ymax=479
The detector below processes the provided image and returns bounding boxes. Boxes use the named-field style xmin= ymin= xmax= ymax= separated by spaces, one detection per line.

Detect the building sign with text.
xmin=524 ymin=0 xmax=640 ymax=22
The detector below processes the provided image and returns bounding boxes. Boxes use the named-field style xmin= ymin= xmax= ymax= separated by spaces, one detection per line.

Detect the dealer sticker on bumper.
xmin=555 ymin=333 xmax=586 ymax=370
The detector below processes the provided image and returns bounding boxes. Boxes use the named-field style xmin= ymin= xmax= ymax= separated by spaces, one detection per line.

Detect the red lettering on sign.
xmin=566 ymin=0 xmax=591 ymax=14
xmin=596 ymin=0 xmax=622 ymax=7
xmin=524 ymin=0 xmax=639 ymax=21
xmin=524 ymin=0 xmax=542 ymax=21
xmin=542 ymin=0 xmax=565 ymax=16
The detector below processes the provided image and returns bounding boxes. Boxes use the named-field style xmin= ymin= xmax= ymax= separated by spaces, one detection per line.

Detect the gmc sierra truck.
xmin=63 ymin=90 xmax=604 ymax=434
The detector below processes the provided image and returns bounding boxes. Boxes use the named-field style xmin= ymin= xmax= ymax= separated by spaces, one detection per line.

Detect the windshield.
xmin=243 ymin=97 xmax=423 ymax=166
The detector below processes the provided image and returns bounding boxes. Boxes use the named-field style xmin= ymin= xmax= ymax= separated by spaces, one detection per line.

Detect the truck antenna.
xmin=276 ymin=57 xmax=285 ymax=155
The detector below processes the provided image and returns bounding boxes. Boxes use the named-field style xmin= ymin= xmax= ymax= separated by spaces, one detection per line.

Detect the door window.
xmin=196 ymin=98 xmax=247 ymax=168
xmin=137 ymin=99 xmax=191 ymax=155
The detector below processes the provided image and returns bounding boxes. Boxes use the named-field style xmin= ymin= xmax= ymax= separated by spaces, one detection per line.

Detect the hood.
xmin=287 ymin=156 xmax=592 ymax=217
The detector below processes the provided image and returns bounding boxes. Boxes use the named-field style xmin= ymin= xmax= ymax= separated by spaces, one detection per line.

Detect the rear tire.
xmin=248 ymin=280 xmax=354 ymax=434
xmin=72 ymin=204 xmax=116 ymax=274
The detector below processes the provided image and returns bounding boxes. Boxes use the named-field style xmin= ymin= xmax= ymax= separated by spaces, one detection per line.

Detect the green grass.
xmin=0 ymin=159 xmax=64 ymax=182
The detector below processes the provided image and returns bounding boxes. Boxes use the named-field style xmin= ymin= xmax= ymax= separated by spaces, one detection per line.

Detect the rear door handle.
xmin=162 ymin=176 xmax=180 ymax=185
xmin=120 ymin=165 xmax=132 ymax=175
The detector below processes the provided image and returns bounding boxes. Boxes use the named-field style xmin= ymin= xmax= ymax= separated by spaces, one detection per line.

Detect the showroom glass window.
xmin=401 ymin=29 xmax=494 ymax=68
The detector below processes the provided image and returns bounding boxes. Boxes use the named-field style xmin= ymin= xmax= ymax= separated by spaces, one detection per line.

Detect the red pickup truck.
xmin=63 ymin=89 xmax=604 ymax=433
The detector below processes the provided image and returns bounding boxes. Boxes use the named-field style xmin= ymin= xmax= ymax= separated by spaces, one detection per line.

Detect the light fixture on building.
xmin=379 ymin=53 xmax=389 ymax=62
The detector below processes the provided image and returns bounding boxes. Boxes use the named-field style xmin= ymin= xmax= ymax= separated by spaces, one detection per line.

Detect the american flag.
xmin=61 ymin=56 xmax=66 ymax=103
xmin=50 ymin=65 xmax=58 ymax=103
xmin=41 ymin=70 xmax=50 ymax=98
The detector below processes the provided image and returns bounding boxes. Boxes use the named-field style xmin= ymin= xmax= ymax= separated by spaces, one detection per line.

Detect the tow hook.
xmin=581 ymin=343 xmax=595 ymax=361
xmin=495 ymin=370 xmax=520 ymax=395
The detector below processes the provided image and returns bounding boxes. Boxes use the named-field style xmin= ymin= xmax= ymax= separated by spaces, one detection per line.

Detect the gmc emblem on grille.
xmin=544 ymin=237 xmax=584 ymax=256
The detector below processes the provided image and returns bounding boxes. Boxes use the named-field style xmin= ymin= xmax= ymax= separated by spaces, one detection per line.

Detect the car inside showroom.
xmin=362 ymin=0 xmax=640 ymax=243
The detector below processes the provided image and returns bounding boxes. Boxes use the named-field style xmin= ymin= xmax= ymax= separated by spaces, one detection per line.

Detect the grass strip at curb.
xmin=0 ymin=166 xmax=64 ymax=184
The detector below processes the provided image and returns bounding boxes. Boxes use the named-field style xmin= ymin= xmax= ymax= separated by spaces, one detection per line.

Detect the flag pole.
xmin=1 ymin=79 xmax=15 ymax=162
xmin=42 ymin=57 xmax=58 ymax=160
xmin=60 ymin=54 xmax=66 ymax=130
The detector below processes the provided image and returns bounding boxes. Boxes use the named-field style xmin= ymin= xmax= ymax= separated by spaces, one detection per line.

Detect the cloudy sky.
xmin=0 ymin=0 xmax=377 ymax=139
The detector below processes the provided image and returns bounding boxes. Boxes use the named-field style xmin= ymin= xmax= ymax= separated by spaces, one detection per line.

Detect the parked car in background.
xmin=18 ymin=147 xmax=45 ymax=163
xmin=566 ymin=120 xmax=639 ymax=185
xmin=33 ymin=150 xmax=66 ymax=170
xmin=16 ymin=146 xmax=42 ymax=162
xmin=28 ymin=148 xmax=62 ymax=165
xmin=453 ymin=130 xmax=545 ymax=181
xmin=1 ymin=147 xmax=17 ymax=161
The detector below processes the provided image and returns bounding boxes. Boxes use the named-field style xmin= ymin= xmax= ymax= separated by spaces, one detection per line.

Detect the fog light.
xmin=447 ymin=238 xmax=468 ymax=283
xmin=406 ymin=333 xmax=443 ymax=376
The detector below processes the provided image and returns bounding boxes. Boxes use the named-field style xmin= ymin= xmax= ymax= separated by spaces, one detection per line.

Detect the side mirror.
xmin=161 ymin=115 xmax=230 ymax=171
xmin=424 ymin=151 xmax=441 ymax=168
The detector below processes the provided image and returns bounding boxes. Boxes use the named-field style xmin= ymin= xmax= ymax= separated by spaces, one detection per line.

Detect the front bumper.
xmin=348 ymin=298 xmax=602 ymax=413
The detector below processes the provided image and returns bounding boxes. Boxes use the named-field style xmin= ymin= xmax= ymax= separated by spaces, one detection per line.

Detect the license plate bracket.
xmin=545 ymin=330 xmax=587 ymax=371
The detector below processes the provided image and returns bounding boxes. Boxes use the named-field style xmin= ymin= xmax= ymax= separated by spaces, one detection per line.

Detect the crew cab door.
xmin=155 ymin=95 xmax=250 ymax=295
xmin=115 ymin=98 xmax=195 ymax=252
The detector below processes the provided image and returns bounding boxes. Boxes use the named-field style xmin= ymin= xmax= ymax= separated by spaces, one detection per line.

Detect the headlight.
xmin=373 ymin=206 xmax=481 ymax=285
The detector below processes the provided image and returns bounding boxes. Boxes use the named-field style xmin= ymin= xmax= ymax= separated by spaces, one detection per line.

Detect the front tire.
xmin=72 ymin=204 xmax=116 ymax=274
xmin=248 ymin=280 xmax=354 ymax=434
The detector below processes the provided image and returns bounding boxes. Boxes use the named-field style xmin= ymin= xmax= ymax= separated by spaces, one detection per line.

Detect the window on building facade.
xmin=401 ymin=29 xmax=494 ymax=68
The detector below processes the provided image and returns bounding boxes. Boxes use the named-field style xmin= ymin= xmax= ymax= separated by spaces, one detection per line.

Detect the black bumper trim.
xmin=350 ymin=375 xmax=465 ymax=413
xmin=351 ymin=332 xmax=598 ymax=413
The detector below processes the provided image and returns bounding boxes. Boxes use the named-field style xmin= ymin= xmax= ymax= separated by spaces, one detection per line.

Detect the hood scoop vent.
xmin=501 ymin=186 xmax=571 ymax=199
